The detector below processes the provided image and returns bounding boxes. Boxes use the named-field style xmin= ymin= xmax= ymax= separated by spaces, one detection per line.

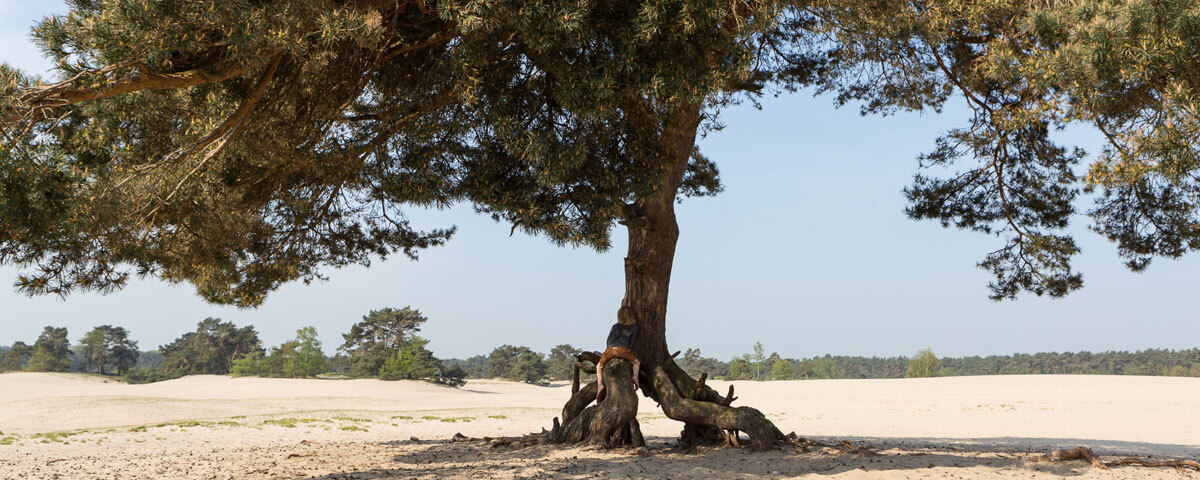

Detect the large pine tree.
xmin=3 ymin=0 xmax=1198 ymax=449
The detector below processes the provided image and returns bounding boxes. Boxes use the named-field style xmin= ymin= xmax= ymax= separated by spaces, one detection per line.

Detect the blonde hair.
xmin=617 ymin=305 xmax=636 ymax=326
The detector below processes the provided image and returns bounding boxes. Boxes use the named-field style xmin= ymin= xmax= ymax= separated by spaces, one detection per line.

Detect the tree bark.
xmin=549 ymin=358 xmax=643 ymax=448
xmin=620 ymin=103 xmax=702 ymax=370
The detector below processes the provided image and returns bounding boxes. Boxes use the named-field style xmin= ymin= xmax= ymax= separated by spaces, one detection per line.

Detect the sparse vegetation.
xmin=438 ymin=417 xmax=474 ymax=423
xmin=32 ymin=432 xmax=79 ymax=443
xmin=262 ymin=418 xmax=330 ymax=428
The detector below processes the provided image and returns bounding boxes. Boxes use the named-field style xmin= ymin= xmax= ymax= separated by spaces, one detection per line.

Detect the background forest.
xmin=3 ymin=307 xmax=1198 ymax=384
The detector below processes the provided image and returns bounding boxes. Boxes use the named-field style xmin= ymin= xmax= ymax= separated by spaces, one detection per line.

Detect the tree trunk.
xmin=620 ymin=103 xmax=701 ymax=370
xmin=548 ymin=104 xmax=788 ymax=451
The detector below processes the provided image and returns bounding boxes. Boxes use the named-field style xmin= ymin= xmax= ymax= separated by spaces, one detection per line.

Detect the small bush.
xmin=907 ymin=348 xmax=939 ymax=378
xmin=122 ymin=367 xmax=181 ymax=384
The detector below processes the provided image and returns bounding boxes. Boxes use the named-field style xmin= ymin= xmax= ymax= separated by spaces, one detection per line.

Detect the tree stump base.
xmin=549 ymin=354 xmax=788 ymax=451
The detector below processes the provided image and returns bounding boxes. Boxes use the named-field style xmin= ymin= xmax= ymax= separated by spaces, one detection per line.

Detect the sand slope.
xmin=0 ymin=372 xmax=1197 ymax=479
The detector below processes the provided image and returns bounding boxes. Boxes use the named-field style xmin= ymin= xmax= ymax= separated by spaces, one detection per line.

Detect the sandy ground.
xmin=0 ymin=372 xmax=1197 ymax=479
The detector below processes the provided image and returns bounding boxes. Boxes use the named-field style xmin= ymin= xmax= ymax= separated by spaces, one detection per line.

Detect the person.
xmin=596 ymin=306 xmax=640 ymax=400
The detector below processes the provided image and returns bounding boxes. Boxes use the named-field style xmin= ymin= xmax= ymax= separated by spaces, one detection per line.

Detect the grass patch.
xmin=390 ymin=415 xmax=412 ymax=420
xmin=439 ymin=417 xmax=474 ymax=423
xmin=0 ymin=437 xmax=15 ymax=445
xmin=142 ymin=420 xmax=242 ymax=430
xmin=262 ymin=418 xmax=330 ymax=428
xmin=420 ymin=416 xmax=440 ymax=421
xmin=128 ymin=426 xmax=147 ymax=433
xmin=332 ymin=416 xmax=371 ymax=423
xmin=487 ymin=415 xmax=507 ymax=419
xmin=33 ymin=432 xmax=78 ymax=443
xmin=339 ymin=425 xmax=368 ymax=432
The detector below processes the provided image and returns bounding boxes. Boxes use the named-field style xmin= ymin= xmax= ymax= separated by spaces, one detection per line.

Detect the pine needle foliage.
xmin=1 ymin=0 xmax=1199 ymax=305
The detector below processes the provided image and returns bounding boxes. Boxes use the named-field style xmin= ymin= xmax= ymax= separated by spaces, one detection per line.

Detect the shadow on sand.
xmin=807 ymin=435 xmax=1200 ymax=458
xmin=297 ymin=435 xmax=1138 ymax=479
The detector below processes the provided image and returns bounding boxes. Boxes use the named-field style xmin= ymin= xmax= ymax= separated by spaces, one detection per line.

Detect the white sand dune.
xmin=0 ymin=372 xmax=1197 ymax=479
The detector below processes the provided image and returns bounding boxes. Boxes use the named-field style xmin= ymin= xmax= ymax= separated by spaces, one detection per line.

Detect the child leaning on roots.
xmin=596 ymin=306 xmax=641 ymax=400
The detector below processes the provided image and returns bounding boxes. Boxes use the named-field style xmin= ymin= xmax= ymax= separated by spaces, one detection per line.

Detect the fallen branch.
xmin=1030 ymin=447 xmax=1106 ymax=469
xmin=1108 ymin=457 xmax=1200 ymax=472
xmin=788 ymin=436 xmax=877 ymax=456
xmin=1030 ymin=447 xmax=1200 ymax=472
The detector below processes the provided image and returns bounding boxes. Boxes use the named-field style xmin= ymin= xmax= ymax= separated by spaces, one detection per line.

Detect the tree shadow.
xmin=296 ymin=436 xmax=1112 ymax=479
xmin=809 ymin=435 xmax=1200 ymax=458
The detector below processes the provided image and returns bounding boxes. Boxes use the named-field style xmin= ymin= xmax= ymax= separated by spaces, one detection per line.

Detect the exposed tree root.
xmin=648 ymin=364 xmax=787 ymax=452
xmin=552 ymin=352 xmax=790 ymax=452
xmin=1030 ymin=447 xmax=1200 ymax=473
xmin=548 ymin=358 xmax=644 ymax=448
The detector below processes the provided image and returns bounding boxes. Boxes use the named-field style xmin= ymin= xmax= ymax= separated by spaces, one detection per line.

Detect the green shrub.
xmin=907 ymin=348 xmax=939 ymax=378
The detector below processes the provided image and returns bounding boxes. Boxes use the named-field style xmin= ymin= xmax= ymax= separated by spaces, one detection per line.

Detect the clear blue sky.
xmin=2 ymin=1 xmax=1196 ymax=360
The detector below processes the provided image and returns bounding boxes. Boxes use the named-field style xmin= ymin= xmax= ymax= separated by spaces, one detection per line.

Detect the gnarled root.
xmin=550 ymin=353 xmax=786 ymax=452
xmin=549 ymin=358 xmax=644 ymax=448
xmin=649 ymin=365 xmax=787 ymax=451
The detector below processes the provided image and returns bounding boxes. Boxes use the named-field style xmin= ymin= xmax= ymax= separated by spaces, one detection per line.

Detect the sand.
xmin=0 ymin=372 xmax=1196 ymax=479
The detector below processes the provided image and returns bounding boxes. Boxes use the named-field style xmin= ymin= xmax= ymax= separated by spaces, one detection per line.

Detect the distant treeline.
xmin=656 ymin=343 xmax=1200 ymax=380
xmin=0 ymin=307 xmax=469 ymax=387
xmin=5 ymin=320 xmax=1199 ymax=385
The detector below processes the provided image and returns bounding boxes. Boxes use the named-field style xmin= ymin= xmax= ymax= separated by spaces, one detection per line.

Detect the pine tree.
xmin=5 ymin=0 xmax=1200 ymax=449
xmin=26 ymin=327 xmax=71 ymax=372
xmin=339 ymin=307 xmax=426 ymax=378
xmin=0 ymin=342 xmax=33 ymax=372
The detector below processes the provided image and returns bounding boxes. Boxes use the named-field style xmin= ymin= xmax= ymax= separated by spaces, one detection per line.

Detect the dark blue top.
xmin=606 ymin=323 xmax=637 ymax=349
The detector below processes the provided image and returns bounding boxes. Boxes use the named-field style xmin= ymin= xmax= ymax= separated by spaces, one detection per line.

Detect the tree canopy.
xmin=5 ymin=0 xmax=1197 ymax=307
xmin=158 ymin=318 xmax=262 ymax=376
xmin=338 ymin=306 xmax=427 ymax=377
xmin=0 ymin=341 xmax=33 ymax=372
xmin=488 ymin=344 xmax=549 ymax=383
xmin=907 ymin=348 xmax=940 ymax=378
xmin=79 ymin=325 xmax=139 ymax=375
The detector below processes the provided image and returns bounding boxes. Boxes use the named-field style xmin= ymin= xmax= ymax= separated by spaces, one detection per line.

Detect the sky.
xmin=1 ymin=1 xmax=1197 ymax=360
